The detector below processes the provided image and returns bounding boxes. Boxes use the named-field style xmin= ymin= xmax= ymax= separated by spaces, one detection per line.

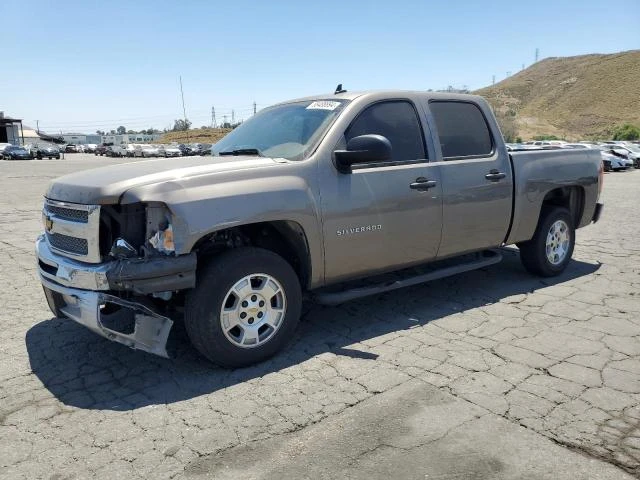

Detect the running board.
xmin=312 ymin=249 xmax=503 ymax=306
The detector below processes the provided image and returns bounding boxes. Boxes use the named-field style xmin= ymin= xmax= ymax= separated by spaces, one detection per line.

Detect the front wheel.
xmin=518 ymin=207 xmax=575 ymax=277
xmin=185 ymin=247 xmax=302 ymax=367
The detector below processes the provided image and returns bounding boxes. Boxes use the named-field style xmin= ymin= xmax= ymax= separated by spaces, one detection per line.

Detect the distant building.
xmin=0 ymin=112 xmax=23 ymax=145
xmin=101 ymin=133 xmax=162 ymax=145
xmin=60 ymin=133 xmax=102 ymax=145
xmin=22 ymin=126 xmax=64 ymax=148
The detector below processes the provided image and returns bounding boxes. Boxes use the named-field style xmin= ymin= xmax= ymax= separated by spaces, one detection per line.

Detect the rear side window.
xmin=346 ymin=101 xmax=426 ymax=162
xmin=429 ymin=101 xmax=493 ymax=159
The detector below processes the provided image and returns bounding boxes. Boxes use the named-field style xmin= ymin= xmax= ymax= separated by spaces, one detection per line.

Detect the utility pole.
xmin=231 ymin=110 xmax=235 ymax=125
xmin=535 ymin=48 xmax=539 ymax=63
xmin=179 ymin=75 xmax=189 ymax=142
xmin=36 ymin=120 xmax=39 ymax=133
xmin=211 ymin=106 xmax=216 ymax=128
xmin=253 ymin=101 xmax=257 ymax=115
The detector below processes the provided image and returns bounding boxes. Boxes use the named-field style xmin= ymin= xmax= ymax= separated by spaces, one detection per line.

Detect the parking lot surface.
xmin=0 ymin=155 xmax=639 ymax=479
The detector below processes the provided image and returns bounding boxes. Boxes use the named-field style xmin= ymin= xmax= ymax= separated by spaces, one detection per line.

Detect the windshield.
xmin=212 ymin=99 xmax=348 ymax=160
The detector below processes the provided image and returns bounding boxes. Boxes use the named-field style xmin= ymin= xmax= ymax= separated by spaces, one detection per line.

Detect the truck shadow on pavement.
xmin=25 ymin=249 xmax=600 ymax=411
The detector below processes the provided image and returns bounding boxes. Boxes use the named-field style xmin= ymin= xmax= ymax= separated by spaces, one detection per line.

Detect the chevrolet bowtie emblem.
xmin=44 ymin=215 xmax=54 ymax=233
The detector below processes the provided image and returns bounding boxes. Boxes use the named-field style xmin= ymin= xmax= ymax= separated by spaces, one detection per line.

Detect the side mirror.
xmin=334 ymin=134 xmax=392 ymax=173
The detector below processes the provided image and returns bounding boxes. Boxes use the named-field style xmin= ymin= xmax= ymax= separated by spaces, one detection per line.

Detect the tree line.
xmin=96 ymin=126 xmax=161 ymax=136
xmin=96 ymin=119 xmax=241 ymax=136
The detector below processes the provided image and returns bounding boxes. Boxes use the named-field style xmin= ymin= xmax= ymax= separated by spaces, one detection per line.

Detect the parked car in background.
xmin=609 ymin=144 xmax=640 ymax=168
xmin=95 ymin=145 xmax=105 ymax=156
xmin=562 ymin=143 xmax=591 ymax=149
xmin=602 ymin=147 xmax=634 ymax=169
xmin=23 ymin=144 xmax=40 ymax=158
xmin=65 ymin=144 xmax=78 ymax=153
xmin=111 ymin=145 xmax=131 ymax=157
xmin=177 ymin=144 xmax=195 ymax=156
xmin=505 ymin=143 xmax=525 ymax=151
xmin=35 ymin=145 xmax=61 ymax=159
xmin=85 ymin=144 xmax=97 ymax=153
xmin=0 ymin=144 xmax=12 ymax=158
xmin=163 ymin=145 xmax=182 ymax=157
xmin=600 ymin=150 xmax=629 ymax=171
xmin=124 ymin=145 xmax=137 ymax=157
xmin=132 ymin=144 xmax=146 ymax=157
xmin=141 ymin=145 xmax=160 ymax=157
xmin=522 ymin=140 xmax=565 ymax=149
xmin=1 ymin=145 xmax=32 ymax=160
xmin=190 ymin=143 xmax=212 ymax=155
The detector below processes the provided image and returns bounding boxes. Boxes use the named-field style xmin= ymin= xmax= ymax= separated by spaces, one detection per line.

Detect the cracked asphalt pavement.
xmin=0 ymin=155 xmax=639 ymax=479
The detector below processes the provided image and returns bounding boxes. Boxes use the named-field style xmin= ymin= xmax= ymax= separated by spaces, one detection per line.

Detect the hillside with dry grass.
xmin=157 ymin=127 xmax=231 ymax=144
xmin=475 ymin=50 xmax=640 ymax=140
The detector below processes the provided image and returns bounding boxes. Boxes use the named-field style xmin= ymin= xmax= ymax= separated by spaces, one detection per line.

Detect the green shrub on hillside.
xmin=532 ymin=135 xmax=561 ymax=141
xmin=612 ymin=124 xmax=640 ymax=141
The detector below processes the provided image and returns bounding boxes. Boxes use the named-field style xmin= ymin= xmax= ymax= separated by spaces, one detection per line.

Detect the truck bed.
xmin=506 ymin=148 xmax=601 ymax=245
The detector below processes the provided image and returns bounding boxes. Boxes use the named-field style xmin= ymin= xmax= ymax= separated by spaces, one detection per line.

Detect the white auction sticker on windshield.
xmin=306 ymin=101 xmax=341 ymax=111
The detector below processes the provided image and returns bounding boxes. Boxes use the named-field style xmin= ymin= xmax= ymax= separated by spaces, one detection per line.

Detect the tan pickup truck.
xmin=37 ymin=89 xmax=604 ymax=367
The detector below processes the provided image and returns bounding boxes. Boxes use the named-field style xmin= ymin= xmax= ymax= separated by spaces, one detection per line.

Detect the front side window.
xmin=346 ymin=101 xmax=426 ymax=162
xmin=212 ymin=100 xmax=348 ymax=161
xmin=429 ymin=101 xmax=493 ymax=159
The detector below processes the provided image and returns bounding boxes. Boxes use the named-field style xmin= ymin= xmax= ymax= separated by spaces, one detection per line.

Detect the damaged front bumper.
xmin=36 ymin=235 xmax=196 ymax=357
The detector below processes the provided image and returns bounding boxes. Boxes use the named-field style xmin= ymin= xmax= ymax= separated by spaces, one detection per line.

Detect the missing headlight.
xmin=146 ymin=203 xmax=176 ymax=255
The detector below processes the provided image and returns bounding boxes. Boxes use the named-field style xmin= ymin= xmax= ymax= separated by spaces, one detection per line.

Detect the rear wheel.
xmin=518 ymin=207 xmax=575 ymax=277
xmin=185 ymin=247 xmax=302 ymax=367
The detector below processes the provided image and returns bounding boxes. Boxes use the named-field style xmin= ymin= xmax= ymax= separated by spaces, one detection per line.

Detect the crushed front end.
xmin=36 ymin=198 xmax=196 ymax=357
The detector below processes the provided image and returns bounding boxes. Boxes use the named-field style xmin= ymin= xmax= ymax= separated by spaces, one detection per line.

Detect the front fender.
xmin=120 ymin=170 xmax=324 ymax=287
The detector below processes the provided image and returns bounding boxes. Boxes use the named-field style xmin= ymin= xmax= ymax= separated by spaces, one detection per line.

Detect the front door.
xmin=320 ymin=100 xmax=443 ymax=283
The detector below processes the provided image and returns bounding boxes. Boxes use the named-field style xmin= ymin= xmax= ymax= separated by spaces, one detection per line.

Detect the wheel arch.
xmin=191 ymin=220 xmax=313 ymax=290
xmin=540 ymin=186 xmax=585 ymax=228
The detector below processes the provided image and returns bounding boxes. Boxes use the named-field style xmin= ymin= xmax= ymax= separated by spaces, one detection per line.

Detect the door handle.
xmin=485 ymin=170 xmax=506 ymax=181
xmin=410 ymin=177 xmax=437 ymax=190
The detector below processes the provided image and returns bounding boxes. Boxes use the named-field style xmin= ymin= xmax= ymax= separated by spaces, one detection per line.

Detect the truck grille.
xmin=43 ymin=199 xmax=101 ymax=263
xmin=46 ymin=205 xmax=89 ymax=223
xmin=46 ymin=233 xmax=89 ymax=255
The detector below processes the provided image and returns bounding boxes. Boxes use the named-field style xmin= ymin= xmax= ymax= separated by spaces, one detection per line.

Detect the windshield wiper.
xmin=218 ymin=148 xmax=263 ymax=156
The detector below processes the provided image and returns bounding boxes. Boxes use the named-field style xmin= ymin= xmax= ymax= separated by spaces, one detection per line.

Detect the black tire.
xmin=518 ymin=207 xmax=575 ymax=277
xmin=185 ymin=247 xmax=302 ymax=368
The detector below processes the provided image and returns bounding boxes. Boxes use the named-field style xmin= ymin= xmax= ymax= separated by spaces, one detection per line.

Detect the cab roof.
xmin=274 ymin=90 xmax=485 ymax=106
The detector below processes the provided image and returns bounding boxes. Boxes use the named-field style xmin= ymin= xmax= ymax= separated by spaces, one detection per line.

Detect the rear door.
xmin=425 ymin=100 xmax=513 ymax=258
xmin=320 ymin=100 xmax=443 ymax=283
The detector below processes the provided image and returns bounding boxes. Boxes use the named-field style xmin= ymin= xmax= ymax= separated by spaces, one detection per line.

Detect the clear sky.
xmin=3 ymin=0 xmax=638 ymax=133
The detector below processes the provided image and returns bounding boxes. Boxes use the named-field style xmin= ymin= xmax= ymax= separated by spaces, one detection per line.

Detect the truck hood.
xmin=46 ymin=156 xmax=284 ymax=204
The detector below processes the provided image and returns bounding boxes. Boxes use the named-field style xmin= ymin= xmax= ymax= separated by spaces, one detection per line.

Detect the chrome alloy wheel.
xmin=546 ymin=220 xmax=570 ymax=265
xmin=220 ymin=273 xmax=287 ymax=348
